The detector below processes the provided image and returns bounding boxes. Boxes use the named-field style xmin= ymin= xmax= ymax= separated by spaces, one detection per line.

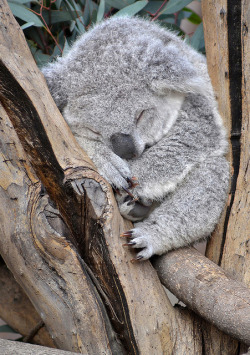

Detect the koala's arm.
xmin=126 ymin=156 xmax=230 ymax=259
xmin=70 ymin=132 xmax=132 ymax=190
xmin=130 ymin=94 xmax=228 ymax=202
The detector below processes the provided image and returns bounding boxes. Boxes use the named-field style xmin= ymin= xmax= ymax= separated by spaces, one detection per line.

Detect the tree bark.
xmin=153 ymin=248 xmax=250 ymax=345
xmin=0 ymin=264 xmax=55 ymax=347
xmin=0 ymin=339 xmax=79 ymax=355
xmin=201 ymin=0 xmax=250 ymax=353
xmin=0 ymin=1 xmax=176 ymax=353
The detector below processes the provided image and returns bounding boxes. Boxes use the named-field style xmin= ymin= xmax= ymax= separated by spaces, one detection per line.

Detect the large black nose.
xmin=110 ymin=133 xmax=136 ymax=159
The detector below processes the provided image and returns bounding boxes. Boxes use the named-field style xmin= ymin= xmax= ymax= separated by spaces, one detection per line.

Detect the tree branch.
xmin=153 ymin=248 xmax=250 ymax=345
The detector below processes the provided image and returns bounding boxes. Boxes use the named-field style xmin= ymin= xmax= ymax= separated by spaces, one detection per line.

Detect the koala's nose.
xmin=110 ymin=133 xmax=136 ymax=159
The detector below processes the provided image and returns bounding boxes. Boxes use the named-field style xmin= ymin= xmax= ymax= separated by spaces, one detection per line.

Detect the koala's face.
xmin=64 ymin=85 xmax=184 ymax=160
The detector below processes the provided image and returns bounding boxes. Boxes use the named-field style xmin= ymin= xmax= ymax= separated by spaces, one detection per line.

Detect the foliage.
xmin=8 ymin=0 xmax=204 ymax=67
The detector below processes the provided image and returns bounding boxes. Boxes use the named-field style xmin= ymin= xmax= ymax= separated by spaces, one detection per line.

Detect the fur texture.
xmin=42 ymin=17 xmax=229 ymax=260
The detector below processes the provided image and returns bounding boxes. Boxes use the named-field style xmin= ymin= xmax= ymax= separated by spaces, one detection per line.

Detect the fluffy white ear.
xmin=149 ymin=43 xmax=209 ymax=97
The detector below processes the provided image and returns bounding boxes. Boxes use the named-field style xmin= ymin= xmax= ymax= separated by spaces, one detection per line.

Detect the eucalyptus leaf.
xmin=34 ymin=49 xmax=52 ymax=67
xmin=55 ymin=0 xmax=63 ymax=9
xmin=8 ymin=2 xmax=44 ymax=27
xmin=105 ymin=0 xmax=135 ymax=10
xmin=161 ymin=0 xmax=192 ymax=15
xmin=63 ymin=38 xmax=71 ymax=56
xmin=113 ymin=0 xmax=148 ymax=17
xmin=91 ymin=9 xmax=98 ymax=23
xmin=70 ymin=20 xmax=76 ymax=32
xmin=143 ymin=1 xmax=167 ymax=14
xmin=8 ymin=0 xmax=34 ymax=4
xmin=190 ymin=23 xmax=204 ymax=50
xmin=21 ymin=21 xmax=34 ymax=30
xmin=188 ymin=12 xmax=202 ymax=25
xmin=97 ymin=0 xmax=105 ymax=22
xmin=42 ymin=10 xmax=83 ymax=24
xmin=76 ymin=17 xmax=86 ymax=33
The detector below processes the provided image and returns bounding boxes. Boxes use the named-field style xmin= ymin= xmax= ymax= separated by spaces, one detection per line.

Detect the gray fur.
xmin=42 ymin=17 xmax=230 ymax=260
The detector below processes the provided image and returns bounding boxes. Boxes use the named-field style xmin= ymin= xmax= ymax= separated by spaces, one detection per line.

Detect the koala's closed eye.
xmin=136 ymin=110 xmax=146 ymax=124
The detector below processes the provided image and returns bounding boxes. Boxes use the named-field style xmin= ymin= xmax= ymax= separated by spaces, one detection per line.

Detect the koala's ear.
xmin=149 ymin=43 xmax=210 ymax=97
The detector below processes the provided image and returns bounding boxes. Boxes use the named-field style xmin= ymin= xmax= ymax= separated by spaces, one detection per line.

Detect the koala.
xmin=42 ymin=17 xmax=230 ymax=260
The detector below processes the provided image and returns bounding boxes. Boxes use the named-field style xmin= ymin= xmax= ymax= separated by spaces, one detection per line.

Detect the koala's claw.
xmin=130 ymin=256 xmax=143 ymax=263
xmin=120 ymin=227 xmax=156 ymax=260
xmin=120 ymin=230 xmax=133 ymax=238
xmin=127 ymin=176 xmax=139 ymax=189
xmin=122 ymin=187 xmax=136 ymax=199
xmin=122 ymin=241 xmax=136 ymax=247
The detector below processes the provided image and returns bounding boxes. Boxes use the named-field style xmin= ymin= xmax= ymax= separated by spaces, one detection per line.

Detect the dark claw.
xmin=122 ymin=187 xmax=135 ymax=198
xmin=120 ymin=230 xmax=133 ymax=238
xmin=127 ymin=176 xmax=139 ymax=189
xmin=122 ymin=242 xmax=136 ymax=247
xmin=130 ymin=255 xmax=143 ymax=263
xmin=112 ymin=185 xmax=122 ymax=195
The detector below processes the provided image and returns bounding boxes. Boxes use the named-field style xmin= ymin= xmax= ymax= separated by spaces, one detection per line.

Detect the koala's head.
xmin=42 ymin=17 xmax=210 ymax=159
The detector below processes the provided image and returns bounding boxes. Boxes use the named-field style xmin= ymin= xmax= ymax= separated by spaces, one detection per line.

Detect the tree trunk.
xmin=201 ymin=1 xmax=250 ymax=353
xmin=0 ymin=0 xmax=249 ymax=354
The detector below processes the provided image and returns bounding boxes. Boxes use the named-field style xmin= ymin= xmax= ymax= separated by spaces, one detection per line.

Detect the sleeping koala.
xmin=42 ymin=17 xmax=229 ymax=260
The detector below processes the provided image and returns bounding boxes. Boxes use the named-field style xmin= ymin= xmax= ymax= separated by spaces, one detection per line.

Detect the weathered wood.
xmin=0 ymin=265 xmax=55 ymax=347
xmin=0 ymin=2 xmax=176 ymax=353
xmin=0 ymin=101 xmax=117 ymax=353
xmin=153 ymin=248 xmax=250 ymax=345
xmin=220 ymin=0 xmax=250 ymax=286
xmin=0 ymin=339 xmax=80 ymax=355
xmin=202 ymin=0 xmax=232 ymax=265
xmin=201 ymin=1 xmax=250 ymax=353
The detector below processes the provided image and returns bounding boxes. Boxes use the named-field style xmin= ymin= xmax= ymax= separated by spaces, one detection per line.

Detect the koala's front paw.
xmin=116 ymin=192 xmax=152 ymax=221
xmin=121 ymin=223 xmax=166 ymax=261
xmin=98 ymin=155 xmax=132 ymax=190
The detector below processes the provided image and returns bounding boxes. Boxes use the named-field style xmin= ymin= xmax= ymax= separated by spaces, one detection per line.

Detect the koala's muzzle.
xmin=110 ymin=133 xmax=136 ymax=159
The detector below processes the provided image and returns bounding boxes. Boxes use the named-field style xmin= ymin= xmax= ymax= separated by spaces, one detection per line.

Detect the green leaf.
xmin=105 ymin=0 xmax=135 ymax=10
xmin=143 ymin=1 xmax=167 ymax=14
xmin=8 ymin=0 xmax=34 ymax=4
xmin=34 ymin=50 xmax=51 ymax=67
xmin=188 ymin=12 xmax=202 ymax=25
xmin=190 ymin=23 xmax=204 ymax=50
xmin=55 ymin=0 xmax=63 ymax=9
xmin=63 ymin=38 xmax=71 ymax=56
xmin=161 ymin=0 xmax=192 ymax=15
xmin=8 ymin=2 xmax=44 ymax=27
xmin=97 ymin=0 xmax=105 ymax=22
xmin=113 ymin=0 xmax=148 ymax=17
xmin=76 ymin=17 xmax=86 ymax=33
xmin=41 ymin=9 xmax=83 ymax=24
xmin=21 ymin=21 xmax=34 ymax=30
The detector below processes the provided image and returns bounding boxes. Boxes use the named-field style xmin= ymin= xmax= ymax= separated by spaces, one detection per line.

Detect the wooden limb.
xmin=0 ymin=339 xmax=80 ymax=355
xmin=0 ymin=2 xmax=176 ymax=353
xmin=0 ymin=264 xmax=54 ymax=347
xmin=202 ymin=1 xmax=250 ymax=353
xmin=153 ymin=247 xmax=250 ymax=345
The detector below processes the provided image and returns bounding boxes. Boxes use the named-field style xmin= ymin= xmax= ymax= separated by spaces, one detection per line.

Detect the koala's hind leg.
xmin=123 ymin=156 xmax=229 ymax=260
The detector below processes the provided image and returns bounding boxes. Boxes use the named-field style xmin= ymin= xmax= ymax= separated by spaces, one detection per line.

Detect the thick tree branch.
xmin=153 ymin=248 xmax=250 ymax=345
xmin=0 ymin=2 xmax=175 ymax=353
xmin=0 ymin=264 xmax=55 ymax=347
xmin=0 ymin=339 xmax=80 ymax=355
